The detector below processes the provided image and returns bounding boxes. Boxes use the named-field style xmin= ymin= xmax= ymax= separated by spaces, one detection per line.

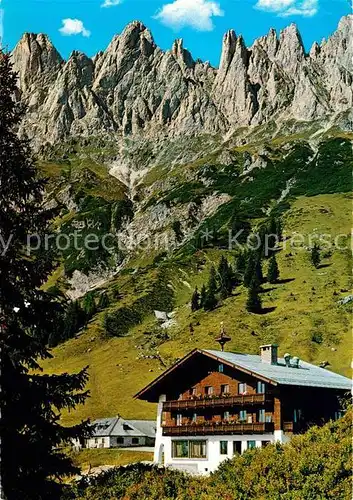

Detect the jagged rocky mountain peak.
xmin=12 ymin=15 xmax=353 ymax=147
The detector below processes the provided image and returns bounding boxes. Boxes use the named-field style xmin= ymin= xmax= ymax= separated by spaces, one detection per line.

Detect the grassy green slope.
xmin=42 ymin=192 xmax=352 ymax=426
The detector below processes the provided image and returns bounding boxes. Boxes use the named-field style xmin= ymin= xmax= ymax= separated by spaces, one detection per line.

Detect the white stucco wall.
xmin=157 ymin=434 xmax=276 ymax=475
xmin=86 ymin=436 xmax=111 ymax=449
xmin=85 ymin=436 xmax=149 ymax=449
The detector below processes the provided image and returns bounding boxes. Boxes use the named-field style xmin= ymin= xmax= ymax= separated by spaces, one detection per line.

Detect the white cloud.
xmin=255 ymin=0 xmax=318 ymax=17
xmin=59 ymin=18 xmax=91 ymax=37
xmin=255 ymin=0 xmax=295 ymax=12
xmin=279 ymin=0 xmax=318 ymax=16
xmin=101 ymin=0 xmax=122 ymax=7
xmin=155 ymin=0 xmax=224 ymax=31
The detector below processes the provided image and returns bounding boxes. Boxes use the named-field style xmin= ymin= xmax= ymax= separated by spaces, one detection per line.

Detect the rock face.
xmin=12 ymin=17 xmax=353 ymax=146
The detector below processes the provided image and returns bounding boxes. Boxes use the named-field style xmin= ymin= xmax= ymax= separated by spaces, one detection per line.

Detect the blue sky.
xmin=3 ymin=0 xmax=351 ymax=67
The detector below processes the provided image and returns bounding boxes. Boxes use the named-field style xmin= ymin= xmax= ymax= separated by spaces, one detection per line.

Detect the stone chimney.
xmin=260 ymin=344 xmax=278 ymax=365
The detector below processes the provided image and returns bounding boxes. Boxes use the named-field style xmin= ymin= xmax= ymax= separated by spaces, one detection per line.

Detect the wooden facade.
xmin=148 ymin=354 xmax=345 ymax=437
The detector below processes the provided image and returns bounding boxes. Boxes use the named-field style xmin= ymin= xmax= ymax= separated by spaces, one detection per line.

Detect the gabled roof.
xmin=90 ymin=417 xmax=156 ymax=438
xmin=205 ymin=350 xmax=352 ymax=391
xmin=135 ymin=348 xmax=351 ymax=401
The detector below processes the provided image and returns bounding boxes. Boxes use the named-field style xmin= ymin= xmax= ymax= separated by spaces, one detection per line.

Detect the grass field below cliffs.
xmin=42 ymin=192 xmax=352 ymax=426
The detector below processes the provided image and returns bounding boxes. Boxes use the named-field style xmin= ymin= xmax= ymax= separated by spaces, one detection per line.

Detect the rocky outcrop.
xmin=12 ymin=16 xmax=353 ymax=146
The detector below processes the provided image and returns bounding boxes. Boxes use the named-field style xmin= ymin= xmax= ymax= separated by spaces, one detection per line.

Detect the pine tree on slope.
xmin=191 ymin=287 xmax=200 ymax=312
xmin=268 ymin=254 xmax=280 ymax=283
xmin=311 ymin=243 xmax=321 ymax=268
xmin=246 ymin=286 xmax=262 ymax=313
xmin=0 ymin=52 xmax=90 ymax=500
xmin=200 ymin=284 xmax=207 ymax=309
xmin=98 ymin=291 xmax=110 ymax=310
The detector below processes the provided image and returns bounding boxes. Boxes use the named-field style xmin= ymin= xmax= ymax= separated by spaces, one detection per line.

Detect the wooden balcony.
xmin=162 ymin=422 xmax=274 ymax=436
xmin=283 ymin=421 xmax=294 ymax=433
xmin=163 ymin=394 xmax=269 ymax=411
xmin=283 ymin=421 xmax=303 ymax=434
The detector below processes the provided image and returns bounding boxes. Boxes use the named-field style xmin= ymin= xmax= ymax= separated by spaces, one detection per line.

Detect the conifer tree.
xmin=234 ymin=252 xmax=247 ymax=282
xmin=311 ymin=243 xmax=321 ymax=268
xmin=244 ymin=252 xmax=256 ymax=287
xmin=254 ymin=257 xmax=264 ymax=284
xmin=98 ymin=291 xmax=110 ymax=310
xmin=191 ymin=287 xmax=200 ymax=312
xmin=275 ymin=217 xmax=283 ymax=241
xmin=218 ymin=255 xmax=233 ymax=299
xmin=200 ymin=284 xmax=207 ymax=309
xmin=203 ymin=287 xmax=218 ymax=311
xmin=246 ymin=285 xmax=262 ymax=313
xmin=244 ymin=251 xmax=263 ymax=289
xmin=0 ymin=52 xmax=90 ymax=499
xmin=208 ymin=265 xmax=218 ymax=294
xmin=63 ymin=300 xmax=85 ymax=340
xmin=268 ymin=254 xmax=280 ymax=283
xmin=83 ymin=292 xmax=96 ymax=323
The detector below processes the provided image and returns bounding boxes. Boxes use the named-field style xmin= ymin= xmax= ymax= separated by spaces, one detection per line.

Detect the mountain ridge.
xmin=12 ymin=16 xmax=353 ymax=147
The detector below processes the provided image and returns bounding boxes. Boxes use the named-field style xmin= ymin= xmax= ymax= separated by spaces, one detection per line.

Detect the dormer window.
xmin=218 ymin=363 xmax=224 ymax=373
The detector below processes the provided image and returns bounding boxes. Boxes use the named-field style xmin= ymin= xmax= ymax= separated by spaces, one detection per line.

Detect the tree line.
xmin=191 ymin=222 xmax=282 ymax=316
xmin=48 ymin=291 xmax=110 ymax=347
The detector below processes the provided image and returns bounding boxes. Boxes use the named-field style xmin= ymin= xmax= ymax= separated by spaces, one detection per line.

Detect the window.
xmin=221 ymin=384 xmax=230 ymax=395
xmin=94 ymin=438 xmax=98 ymax=444
xmin=172 ymin=440 xmax=189 ymax=458
xmin=190 ymin=387 xmax=197 ymax=396
xmin=116 ymin=437 xmax=124 ymax=444
xmin=123 ymin=424 xmax=133 ymax=431
xmin=192 ymin=413 xmax=197 ymax=423
xmin=190 ymin=440 xmax=207 ymax=458
xmin=293 ymin=409 xmax=302 ymax=423
xmin=220 ymin=441 xmax=228 ymax=455
xmin=265 ymin=415 xmax=272 ymax=423
xmin=233 ymin=441 xmax=242 ymax=454
xmin=239 ymin=410 xmax=247 ymax=422
xmin=257 ymin=381 xmax=265 ymax=393
xmin=172 ymin=440 xmax=207 ymax=458
xmin=247 ymin=414 xmax=253 ymax=424
xmin=334 ymin=411 xmax=344 ymax=420
xmin=223 ymin=411 xmax=230 ymax=421
xmin=176 ymin=414 xmax=183 ymax=426
xmin=205 ymin=386 xmax=214 ymax=396
xmin=132 ymin=438 xmax=139 ymax=445
xmin=218 ymin=363 xmax=224 ymax=373
xmin=258 ymin=409 xmax=265 ymax=423
xmin=238 ymin=383 xmax=247 ymax=395
xmin=247 ymin=440 xmax=256 ymax=450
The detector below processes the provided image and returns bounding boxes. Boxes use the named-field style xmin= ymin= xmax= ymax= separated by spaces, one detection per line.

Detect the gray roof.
xmin=205 ymin=350 xmax=352 ymax=391
xmin=90 ymin=417 xmax=156 ymax=438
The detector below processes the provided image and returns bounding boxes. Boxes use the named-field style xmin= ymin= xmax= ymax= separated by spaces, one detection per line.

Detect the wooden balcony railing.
xmin=162 ymin=422 xmax=274 ymax=436
xmin=283 ymin=421 xmax=294 ymax=433
xmin=163 ymin=394 xmax=269 ymax=411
